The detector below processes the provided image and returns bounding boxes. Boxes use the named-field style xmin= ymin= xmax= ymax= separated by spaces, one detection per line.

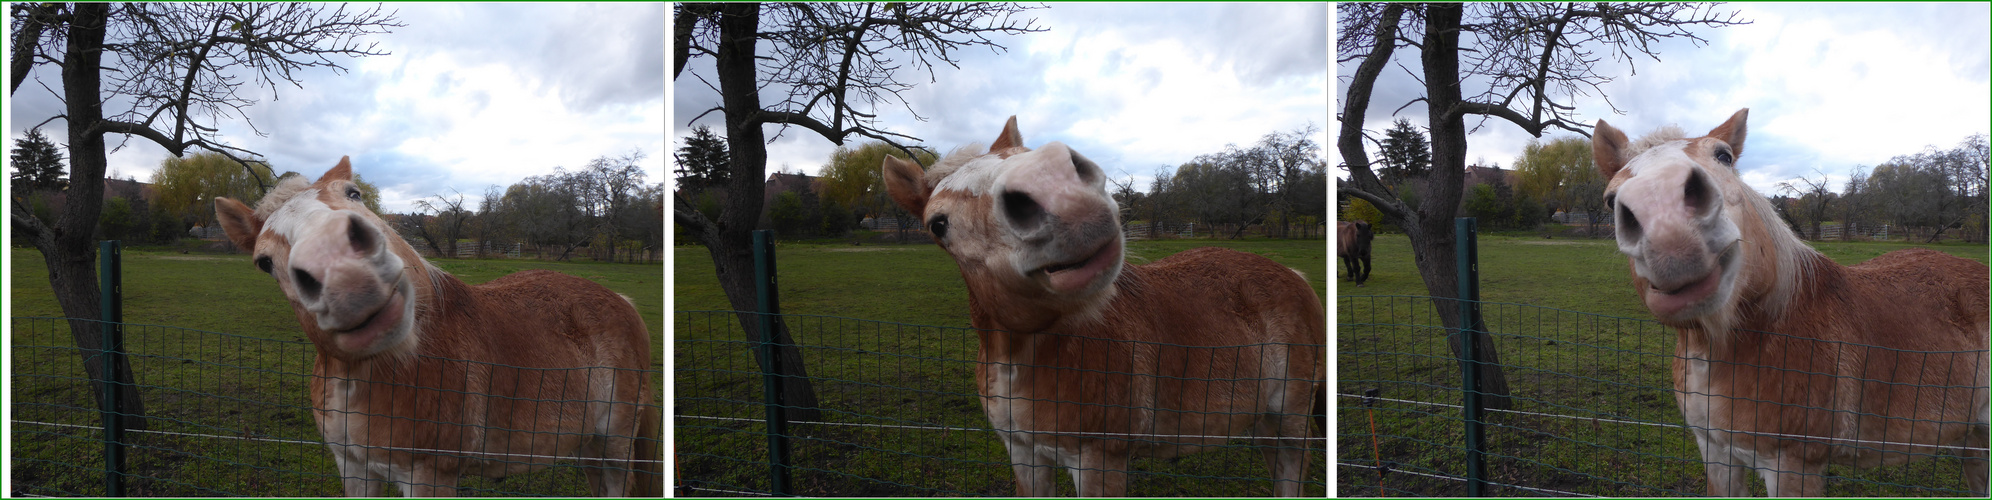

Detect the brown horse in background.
xmin=1595 ymin=109 xmax=1988 ymax=496
xmin=883 ymin=117 xmax=1325 ymax=496
xmin=217 ymin=159 xmax=661 ymax=496
xmin=1338 ymin=220 xmax=1373 ymax=287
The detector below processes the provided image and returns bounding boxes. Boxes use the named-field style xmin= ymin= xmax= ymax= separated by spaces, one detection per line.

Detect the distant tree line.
xmin=1349 ymin=118 xmax=1989 ymax=243
xmin=399 ymin=150 xmax=665 ymax=262
xmin=1133 ymin=125 xmax=1330 ymax=239
xmin=675 ymin=124 xmax=1330 ymax=242
xmin=1791 ymin=134 xmax=1988 ymax=243
xmin=9 ymin=129 xmax=662 ymax=260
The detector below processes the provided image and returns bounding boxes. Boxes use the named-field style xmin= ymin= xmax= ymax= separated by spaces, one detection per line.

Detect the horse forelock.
xmin=254 ymin=176 xmax=316 ymax=220
xmin=928 ymin=142 xmax=1004 ymax=196
xmin=1624 ymin=125 xmax=1686 ymax=163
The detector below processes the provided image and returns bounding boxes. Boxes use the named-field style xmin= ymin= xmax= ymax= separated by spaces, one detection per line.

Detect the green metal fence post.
xmin=1454 ymin=219 xmax=1486 ymax=496
xmin=98 ymin=240 xmax=127 ymax=497
xmin=752 ymin=230 xmax=794 ymax=496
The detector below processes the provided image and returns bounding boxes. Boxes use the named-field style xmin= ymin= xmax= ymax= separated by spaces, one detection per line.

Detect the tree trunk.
xmin=38 ymin=3 xmax=148 ymax=431
xmin=707 ymin=3 xmax=822 ymax=420
xmin=1415 ymin=4 xmax=1513 ymax=410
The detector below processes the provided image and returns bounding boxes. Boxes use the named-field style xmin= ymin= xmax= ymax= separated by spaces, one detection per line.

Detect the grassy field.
xmin=1336 ymin=231 xmax=1989 ymax=497
xmin=674 ymin=237 xmax=1330 ymax=497
xmin=9 ymin=246 xmax=664 ymax=497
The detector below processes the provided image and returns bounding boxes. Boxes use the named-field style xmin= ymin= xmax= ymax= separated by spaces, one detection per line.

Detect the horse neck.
xmin=1690 ymin=236 xmax=1841 ymax=355
xmin=1718 ymin=189 xmax=1828 ymax=332
xmin=970 ymin=264 xmax=1146 ymax=361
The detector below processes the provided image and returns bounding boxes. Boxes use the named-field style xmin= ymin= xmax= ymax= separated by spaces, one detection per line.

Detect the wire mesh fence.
xmin=10 ymin=316 xmax=663 ymax=497
xmin=675 ymin=310 xmax=1328 ymax=497
xmin=1337 ymin=295 xmax=1988 ymax=497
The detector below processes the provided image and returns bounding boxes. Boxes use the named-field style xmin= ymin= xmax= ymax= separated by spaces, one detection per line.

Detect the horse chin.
xmin=1038 ymin=236 xmax=1124 ymax=297
xmin=1643 ymin=240 xmax=1741 ymax=328
xmin=327 ymin=283 xmax=418 ymax=360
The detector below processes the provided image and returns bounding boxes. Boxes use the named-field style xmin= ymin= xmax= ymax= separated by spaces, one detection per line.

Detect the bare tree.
xmin=9 ymin=3 xmax=398 ymax=428
xmin=475 ymin=185 xmax=506 ymax=257
xmin=1338 ymin=3 xmax=1747 ymax=409
xmin=410 ymin=190 xmax=473 ymax=258
xmin=586 ymin=150 xmax=648 ymax=263
xmin=1778 ymin=170 xmax=1835 ymax=241
xmin=1840 ymin=166 xmax=1874 ymax=241
xmin=674 ymin=3 xmax=1044 ymax=418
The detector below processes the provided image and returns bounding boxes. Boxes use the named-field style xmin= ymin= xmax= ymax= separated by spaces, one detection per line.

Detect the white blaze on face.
xmin=1611 ymin=140 xmax=1745 ymax=324
xmin=934 ymin=154 xmax=1008 ymax=197
xmin=260 ymin=187 xmax=417 ymax=357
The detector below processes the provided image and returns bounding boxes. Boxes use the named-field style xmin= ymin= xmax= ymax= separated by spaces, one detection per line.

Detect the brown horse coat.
xmin=1338 ymin=220 xmax=1372 ymax=286
xmin=1596 ymin=111 xmax=1988 ymax=496
xmin=884 ymin=118 xmax=1324 ymax=496
xmin=217 ymin=159 xmax=660 ymax=496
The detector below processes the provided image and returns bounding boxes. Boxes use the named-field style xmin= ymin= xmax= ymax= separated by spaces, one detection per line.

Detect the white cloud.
xmin=672 ymin=3 xmax=1329 ymax=193
xmin=9 ymin=3 xmax=666 ymax=214
xmin=1338 ymin=3 xmax=1989 ymax=197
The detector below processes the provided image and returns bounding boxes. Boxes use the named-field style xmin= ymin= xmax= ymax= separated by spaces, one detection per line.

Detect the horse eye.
xmin=1713 ymin=148 xmax=1734 ymax=166
xmin=345 ymin=186 xmax=363 ymax=201
xmin=928 ymin=215 xmax=949 ymax=239
xmin=1604 ymin=193 xmax=1616 ymax=208
xmin=254 ymin=256 xmax=274 ymax=274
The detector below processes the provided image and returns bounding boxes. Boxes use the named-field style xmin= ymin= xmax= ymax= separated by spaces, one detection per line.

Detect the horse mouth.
xmin=1644 ymin=241 xmax=1738 ymax=319
xmin=331 ymin=288 xmax=408 ymax=354
xmin=1036 ymin=238 xmax=1122 ymax=293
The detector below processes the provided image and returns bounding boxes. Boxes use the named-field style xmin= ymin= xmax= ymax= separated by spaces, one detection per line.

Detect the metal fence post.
xmin=1453 ymin=219 xmax=1486 ymax=496
xmin=98 ymin=240 xmax=126 ymax=497
xmin=752 ymin=230 xmax=794 ymax=496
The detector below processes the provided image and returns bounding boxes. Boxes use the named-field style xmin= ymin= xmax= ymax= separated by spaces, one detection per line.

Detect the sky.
xmin=6 ymin=3 xmax=666 ymax=214
xmin=671 ymin=3 xmax=1331 ymax=194
xmin=1335 ymin=2 xmax=1992 ymax=197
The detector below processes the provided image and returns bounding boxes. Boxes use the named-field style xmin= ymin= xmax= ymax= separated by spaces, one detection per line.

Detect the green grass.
xmin=1336 ymin=233 xmax=1989 ymax=497
xmin=10 ymin=247 xmax=664 ymax=497
xmin=674 ymin=238 xmax=1330 ymax=497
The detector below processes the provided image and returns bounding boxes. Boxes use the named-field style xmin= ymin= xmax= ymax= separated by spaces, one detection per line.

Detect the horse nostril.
xmin=292 ymin=267 xmax=323 ymax=300
xmin=347 ymin=214 xmax=376 ymax=254
xmin=1002 ymin=190 xmax=1044 ymax=228
xmin=1070 ymin=150 xmax=1101 ymax=184
xmin=1617 ymin=202 xmax=1643 ymax=242
xmin=1684 ymin=168 xmax=1717 ymax=217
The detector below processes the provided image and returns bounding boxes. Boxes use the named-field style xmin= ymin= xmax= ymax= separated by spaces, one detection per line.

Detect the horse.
xmin=215 ymin=159 xmax=661 ymax=497
xmin=1338 ymin=220 xmax=1373 ymax=286
xmin=1594 ymin=109 xmax=1989 ymax=496
xmin=881 ymin=117 xmax=1325 ymax=497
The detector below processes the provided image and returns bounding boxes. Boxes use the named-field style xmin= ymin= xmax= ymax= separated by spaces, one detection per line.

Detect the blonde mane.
xmin=253 ymin=175 xmax=315 ymax=220
xmin=920 ymin=142 xmax=991 ymax=190
xmin=1623 ymin=125 xmax=1685 ymax=163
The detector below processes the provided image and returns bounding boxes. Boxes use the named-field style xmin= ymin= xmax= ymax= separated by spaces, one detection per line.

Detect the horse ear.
xmin=1592 ymin=119 xmax=1631 ymax=178
xmin=990 ymin=116 xmax=1024 ymax=155
xmin=1706 ymin=108 xmax=1748 ymax=158
xmin=321 ymin=156 xmax=354 ymax=183
xmin=215 ymin=197 xmax=263 ymax=252
xmin=882 ymin=155 xmax=929 ymax=216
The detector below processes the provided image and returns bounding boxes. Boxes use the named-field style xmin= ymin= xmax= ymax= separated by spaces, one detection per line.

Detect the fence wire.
xmin=10 ymin=316 xmax=663 ymax=497
xmin=1337 ymin=295 xmax=1987 ymax=497
xmin=675 ymin=310 xmax=1328 ymax=497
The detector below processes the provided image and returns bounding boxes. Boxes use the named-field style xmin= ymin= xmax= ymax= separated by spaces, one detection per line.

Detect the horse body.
xmin=1596 ymin=110 xmax=1989 ymax=496
xmin=884 ymin=118 xmax=1324 ymax=496
xmin=1337 ymin=221 xmax=1372 ymax=286
xmin=217 ymin=159 xmax=660 ymax=497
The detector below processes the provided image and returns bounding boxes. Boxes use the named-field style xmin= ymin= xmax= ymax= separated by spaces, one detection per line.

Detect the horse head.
xmin=217 ymin=157 xmax=426 ymax=362
xmin=882 ymin=116 xmax=1125 ymax=333
xmin=1594 ymin=109 xmax=1807 ymax=336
